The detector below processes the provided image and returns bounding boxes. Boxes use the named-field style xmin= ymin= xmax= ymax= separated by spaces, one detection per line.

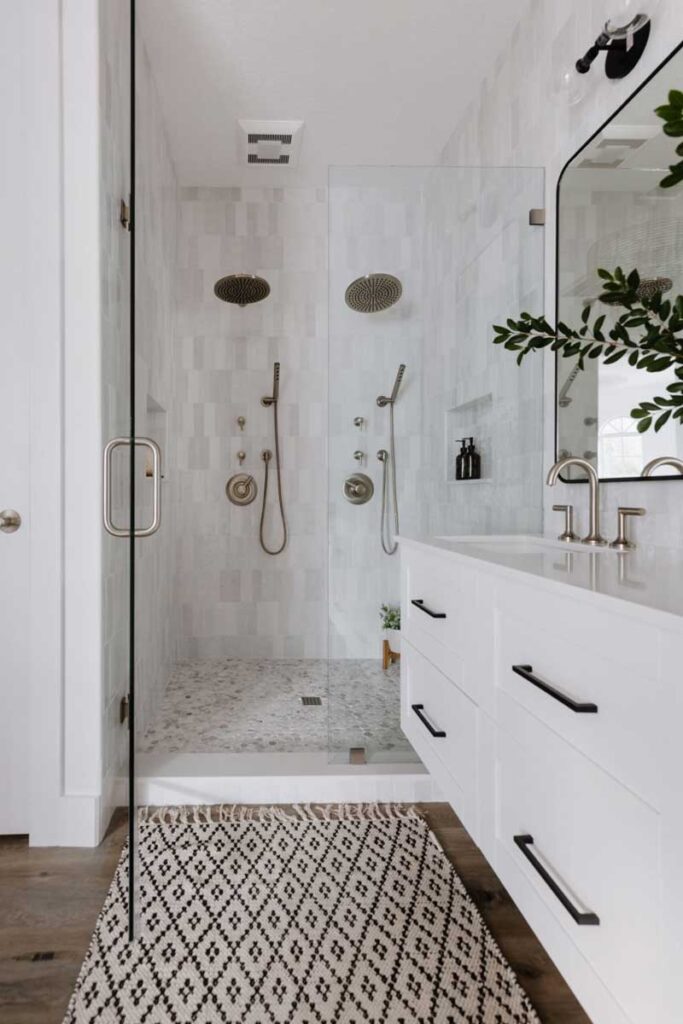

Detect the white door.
xmin=0 ymin=11 xmax=30 ymax=834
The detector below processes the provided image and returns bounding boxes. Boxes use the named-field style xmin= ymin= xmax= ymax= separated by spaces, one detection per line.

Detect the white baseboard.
xmin=29 ymin=793 xmax=102 ymax=847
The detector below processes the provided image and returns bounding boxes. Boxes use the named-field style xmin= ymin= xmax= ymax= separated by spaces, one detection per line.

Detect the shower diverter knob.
xmin=343 ymin=473 xmax=374 ymax=505
xmin=226 ymin=473 xmax=258 ymax=506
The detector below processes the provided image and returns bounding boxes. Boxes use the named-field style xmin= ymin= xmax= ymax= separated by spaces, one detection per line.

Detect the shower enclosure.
xmin=108 ymin=3 xmax=544 ymax=936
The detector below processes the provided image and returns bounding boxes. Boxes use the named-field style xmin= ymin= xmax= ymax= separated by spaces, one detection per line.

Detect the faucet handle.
xmin=610 ymin=507 xmax=646 ymax=551
xmin=552 ymin=503 xmax=579 ymax=543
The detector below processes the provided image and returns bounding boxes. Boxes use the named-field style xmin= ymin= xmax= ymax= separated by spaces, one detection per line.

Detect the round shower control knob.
xmin=0 ymin=509 xmax=21 ymax=533
xmin=343 ymin=473 xmax=374 ymax=505
xmin=226 ymin=474 xmax=258 ymax=506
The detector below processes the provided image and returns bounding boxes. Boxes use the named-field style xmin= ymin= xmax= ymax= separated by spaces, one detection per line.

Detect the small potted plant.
xmin=380 ymin=603 xmax=401 ymax=655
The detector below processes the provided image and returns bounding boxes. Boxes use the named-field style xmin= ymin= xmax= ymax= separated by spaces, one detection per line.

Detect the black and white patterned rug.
xmin=64 ymin=805 xmax=539 ymax=1023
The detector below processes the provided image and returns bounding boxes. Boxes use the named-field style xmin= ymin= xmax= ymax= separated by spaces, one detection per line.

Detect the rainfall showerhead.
xmin=345 ymin=273 xmax=402 ymax=313
xmin=214 ymin=273 xmax=271 ymax=306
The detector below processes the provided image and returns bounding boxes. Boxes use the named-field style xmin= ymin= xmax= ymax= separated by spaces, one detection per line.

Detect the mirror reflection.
xmin=557 ymin=47 xmax=683 ymax=481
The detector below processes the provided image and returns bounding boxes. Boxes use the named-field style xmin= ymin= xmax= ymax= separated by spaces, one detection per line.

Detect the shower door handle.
xmin=103 ymin=437 xmax=162 ymax=538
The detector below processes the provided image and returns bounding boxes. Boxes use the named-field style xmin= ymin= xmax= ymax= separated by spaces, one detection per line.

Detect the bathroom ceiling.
xmin=136 ymin=0 xmax=519 ymax=186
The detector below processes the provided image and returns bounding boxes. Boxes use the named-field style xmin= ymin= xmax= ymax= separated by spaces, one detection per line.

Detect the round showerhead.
xmin=214 ymin=274 xmax=270 ymax=306
xmin=345 ymin=273 xmax=402 ymax=313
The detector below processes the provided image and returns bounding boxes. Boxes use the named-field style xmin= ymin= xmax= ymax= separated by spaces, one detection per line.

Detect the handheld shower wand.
xmin=261 ymin=362 xmax=280 ymax=407
xmin=259 ymin=362 xmax=287 ymax=555
xmin=376 ymin=364 xmax=406 ymax=556
xmin=376 ymin=363 xmax=406 ymax=407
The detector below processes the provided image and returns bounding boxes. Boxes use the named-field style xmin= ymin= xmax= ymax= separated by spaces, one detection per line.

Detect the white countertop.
xmin=398 ymin=534 xmax=683 ymax=626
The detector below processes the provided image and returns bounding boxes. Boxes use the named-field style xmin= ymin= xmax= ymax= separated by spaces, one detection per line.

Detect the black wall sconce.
xmin=576 ymin=12 xmax=651 ymax=79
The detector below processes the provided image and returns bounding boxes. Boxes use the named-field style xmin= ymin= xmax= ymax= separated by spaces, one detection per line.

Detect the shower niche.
xmin=445 ymin=395 xmax=492 ymax=484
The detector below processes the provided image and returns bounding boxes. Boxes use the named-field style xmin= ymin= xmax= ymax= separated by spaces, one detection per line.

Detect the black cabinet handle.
xmin=512 ymin=665 xmax=598 ymax=714
xmin=513 ymin=835 xmax=600 ymax=926
xmin=411 ymin=599 xmax=446 ymax=619
xmin=411 ymin=704 xmax=446 ymax=738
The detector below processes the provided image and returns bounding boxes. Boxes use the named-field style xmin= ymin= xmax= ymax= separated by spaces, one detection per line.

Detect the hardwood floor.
xmin=0 ymin=810 xmax=127 ymax=1024
xmin=0 ymin=803 xmax=591 ymax=1024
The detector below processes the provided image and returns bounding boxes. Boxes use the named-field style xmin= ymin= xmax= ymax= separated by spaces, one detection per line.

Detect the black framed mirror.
xmin=556 ymin=41 xmax=683 ymax=482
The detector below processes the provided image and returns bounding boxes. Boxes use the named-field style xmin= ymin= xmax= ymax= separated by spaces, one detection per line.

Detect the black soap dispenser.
xmin=464 ymin=437 xmax=481 ymax=480
xmin=455 ymin=439 xmax=467 ymax=481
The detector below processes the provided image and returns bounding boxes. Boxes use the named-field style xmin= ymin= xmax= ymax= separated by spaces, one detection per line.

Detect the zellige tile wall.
xmin=173 ymin=186 xmax=329 ymax=659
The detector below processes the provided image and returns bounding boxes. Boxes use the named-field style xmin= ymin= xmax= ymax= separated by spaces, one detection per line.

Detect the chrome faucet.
xmin=546 ymin=457 xmax=606 ymax=546
xmin=641 ymin=456 xmax=683 ymax=477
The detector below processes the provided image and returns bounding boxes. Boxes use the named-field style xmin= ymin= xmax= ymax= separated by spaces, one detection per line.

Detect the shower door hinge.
xmin=119 ymin=197 xmax=131 ymax=231
xmin=120 ymin=693 xmax=130 ymax=724
xmin=529 ymin=208 xmax=546 ymax=226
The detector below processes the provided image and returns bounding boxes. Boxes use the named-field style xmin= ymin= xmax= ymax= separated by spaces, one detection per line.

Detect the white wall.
xmin=439 ymin=0 xmax=683 ymax=548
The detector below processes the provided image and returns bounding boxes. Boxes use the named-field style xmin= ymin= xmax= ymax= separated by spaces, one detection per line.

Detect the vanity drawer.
xmin=401 ymin=545 xmax=493 ymax=707
xmin=495 ymin=701 xmax=661 ymax=1024
xmin=401 ymin=639 xmax=477 ymax=834
xmin=494 ymin=579 xmax=665 ymax=808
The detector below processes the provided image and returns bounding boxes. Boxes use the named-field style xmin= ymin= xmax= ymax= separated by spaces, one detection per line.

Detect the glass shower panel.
xmin=326 ymin=167 xmax=427 ymax=767
xmin=326 ymin=165 xmax=545 ymax=766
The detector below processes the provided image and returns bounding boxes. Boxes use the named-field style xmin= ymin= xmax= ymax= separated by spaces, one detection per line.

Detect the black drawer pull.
xmin=411 ymin=704 xmax=446 ymax=738
xmin=411 ymin=599 xmax=446 ymax=619
xmin=512 ymin=664 xmax=598 ymax=714
xmin=514 ymin=834 xmax=600 ymax=926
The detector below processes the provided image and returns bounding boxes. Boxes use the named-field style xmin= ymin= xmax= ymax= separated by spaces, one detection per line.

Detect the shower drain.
xmin=300 ymin=696 xmax=322 ymax=706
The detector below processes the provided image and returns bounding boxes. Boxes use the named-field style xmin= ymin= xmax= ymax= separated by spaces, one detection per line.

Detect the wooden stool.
xmin=382 ymin=639 xmax=400 ymax=670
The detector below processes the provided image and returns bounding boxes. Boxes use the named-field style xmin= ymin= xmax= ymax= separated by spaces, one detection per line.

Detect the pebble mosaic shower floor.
xmin=140 ymin=658 xmax=418 ymax=761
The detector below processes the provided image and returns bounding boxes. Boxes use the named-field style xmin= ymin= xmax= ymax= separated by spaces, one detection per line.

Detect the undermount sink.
xmin=433 ymin=534 xmax=597 ymax=556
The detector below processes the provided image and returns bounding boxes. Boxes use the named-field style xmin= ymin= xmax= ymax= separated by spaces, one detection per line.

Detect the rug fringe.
xmin=138 ymin=802 xmax=423 ymax=825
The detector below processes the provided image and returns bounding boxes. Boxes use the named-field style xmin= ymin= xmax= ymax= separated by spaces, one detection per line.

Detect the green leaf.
xmin=637 ymin=418 xmax=652 ymax=433
xmin=660 ymin=170 xmax=683 ymax=189
xmin=657 ymin=103 xmax=682 ymax=119
xmin=655 ymin=410 xmax=672 ymax=432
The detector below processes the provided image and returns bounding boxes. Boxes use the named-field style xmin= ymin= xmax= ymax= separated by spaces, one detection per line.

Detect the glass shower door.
xmin=99 ymin=0 xmax=137 ymax=937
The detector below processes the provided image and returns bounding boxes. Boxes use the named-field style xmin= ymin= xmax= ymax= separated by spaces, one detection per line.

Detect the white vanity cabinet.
xmin=400 ymin=536 xmax=683 ymax=1024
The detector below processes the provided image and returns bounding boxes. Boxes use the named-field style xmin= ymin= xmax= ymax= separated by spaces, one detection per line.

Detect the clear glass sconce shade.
xmin=553 ymin=65 xmax=588 ymax=106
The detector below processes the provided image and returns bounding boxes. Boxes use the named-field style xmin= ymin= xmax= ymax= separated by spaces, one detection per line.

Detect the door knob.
xmin=0 ymin=509 xmax=21 ymax=533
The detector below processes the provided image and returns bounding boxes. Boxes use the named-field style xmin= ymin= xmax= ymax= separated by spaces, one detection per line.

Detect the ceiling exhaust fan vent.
xmin=238 ymin=120 xmax=304 ymax=168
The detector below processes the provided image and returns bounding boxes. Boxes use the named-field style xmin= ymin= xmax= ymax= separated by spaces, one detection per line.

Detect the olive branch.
xmin=492 ymin=267 xmax=683 ymax=433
